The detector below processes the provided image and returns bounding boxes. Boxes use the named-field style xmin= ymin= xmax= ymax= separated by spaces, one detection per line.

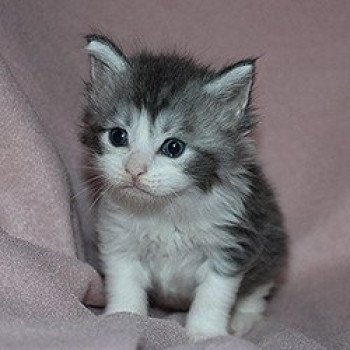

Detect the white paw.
xmin=104 ymin=305 xmax=147 ymax=316
xmin=230 ymin=311 xmax=262 ymax=337
xmin=188 ymin=332 xmax=210 ymax=343
xmin=187 ymin=326 xmax=228 ymax=343
xmin=104 ymin=308 xmax=117 ymax=316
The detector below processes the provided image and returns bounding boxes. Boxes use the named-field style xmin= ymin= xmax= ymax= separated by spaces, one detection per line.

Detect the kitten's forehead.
xmin=129 ymin=53 xmax=210 ymax=119
xmin=117 ymin=100 xmax=186 ymax=137
xmin=133 ymin=108 xmax=151 ymax=136
xmin=125 ymin=107 xmax=178 ymax=148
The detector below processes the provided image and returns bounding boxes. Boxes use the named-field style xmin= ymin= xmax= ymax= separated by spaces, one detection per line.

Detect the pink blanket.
xmin=0 ymin=1 xmax=349 ymax=349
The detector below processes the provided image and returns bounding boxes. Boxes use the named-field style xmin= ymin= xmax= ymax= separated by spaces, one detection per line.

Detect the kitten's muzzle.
xmin=125 ymin=153 xmax=148 ymax=179
xmin=125 ymin=168 xmax=147 ymax=186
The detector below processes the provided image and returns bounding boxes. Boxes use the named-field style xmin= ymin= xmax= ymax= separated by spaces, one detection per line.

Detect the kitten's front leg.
xmin=103 ymin=256 xmax=149 ymax=316
xmin=186 ymin=268 xmax=242 ymax=342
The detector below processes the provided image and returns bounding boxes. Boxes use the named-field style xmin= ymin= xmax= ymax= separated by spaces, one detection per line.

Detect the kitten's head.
xmin=81 ymin=34 xmax=256 ymax=203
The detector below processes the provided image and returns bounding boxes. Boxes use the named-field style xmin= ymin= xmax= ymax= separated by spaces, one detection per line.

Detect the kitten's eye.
xmin=109 ymin=128 xmax=128 ymax=147
xmin=160 ymin=138 xmax=186 ymax=158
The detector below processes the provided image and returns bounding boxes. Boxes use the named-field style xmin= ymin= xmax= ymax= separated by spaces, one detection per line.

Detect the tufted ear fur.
xmin=204 ymin=59 xmax=255 ymax=118
xmin=85 ymin=34 xmax=129 ymax=81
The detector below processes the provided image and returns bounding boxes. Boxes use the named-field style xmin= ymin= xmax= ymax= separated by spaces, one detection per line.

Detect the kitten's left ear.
xmin=204 ymin=59 xmax=255 ymax=115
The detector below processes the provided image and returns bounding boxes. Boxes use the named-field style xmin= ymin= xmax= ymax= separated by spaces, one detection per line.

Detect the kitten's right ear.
xmin=85 ymin=34 xmax=129 ymax=80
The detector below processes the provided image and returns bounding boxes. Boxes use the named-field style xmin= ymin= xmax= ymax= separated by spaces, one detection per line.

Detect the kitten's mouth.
xmin=119 ymin=184 xmax=153 ymax=196
xmin=118 ymin=183 xmax=190 ymax=198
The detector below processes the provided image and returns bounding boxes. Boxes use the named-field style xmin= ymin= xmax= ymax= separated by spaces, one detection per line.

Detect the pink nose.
xmin=125 ymin=153 xmax=148 ymax=180
xmin=125 ymin=163 xmax=147 ymax=178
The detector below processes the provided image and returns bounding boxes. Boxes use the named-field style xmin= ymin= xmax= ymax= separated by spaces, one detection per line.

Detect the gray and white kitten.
xmin=81 ymin=34 xmax=287 ymax=341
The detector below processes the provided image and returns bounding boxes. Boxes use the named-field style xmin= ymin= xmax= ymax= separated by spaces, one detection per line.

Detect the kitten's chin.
xmin=120 ymin=186 xmax=154 ymax=198
xmin=115 ymin=185 xmax=188 ymax=202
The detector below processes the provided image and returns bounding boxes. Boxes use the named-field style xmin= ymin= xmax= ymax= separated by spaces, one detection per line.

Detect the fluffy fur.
xmin=81 ymin=34 xmax=287 ymax=341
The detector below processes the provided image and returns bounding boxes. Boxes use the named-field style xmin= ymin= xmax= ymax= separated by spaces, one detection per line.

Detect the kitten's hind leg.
xmin=230 ymin=282 xmax=273 ymax=337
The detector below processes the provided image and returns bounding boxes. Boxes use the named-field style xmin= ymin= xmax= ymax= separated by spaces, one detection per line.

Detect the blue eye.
xmin=160 ymin=138 xmax=186 ymax=158
xmin=109 ymin=128 xmax=128 ymax=147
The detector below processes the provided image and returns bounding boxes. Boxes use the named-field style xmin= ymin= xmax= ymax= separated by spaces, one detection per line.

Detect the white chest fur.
xmin=97 ymin=188 xmax=244 ymax=308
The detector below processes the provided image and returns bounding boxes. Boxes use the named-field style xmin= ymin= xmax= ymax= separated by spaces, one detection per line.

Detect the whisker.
xmin=86 ymin=183 xmax=113 ymax=214
xmin=71 ymin=174 xmax=105 ymax=196
xmin=81 ymin=174 xmax=106 ymax=185
xmin=73 ymin=165 xmax=103 ymax=171
xmin=70 ymin=181 xmax=104 ymax=201
xmin=70 ymin=186 xmax=92 ymax=201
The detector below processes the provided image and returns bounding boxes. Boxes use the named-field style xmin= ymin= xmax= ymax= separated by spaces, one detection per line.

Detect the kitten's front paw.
xmin=230 ymin=311 xmax=263 ymax=337
xmin=104 ymin=304 xmax=147 ymax=317
xmin=187 ymin=326 xmax=228 ymax=343
xmin=104 ymin=307 xmax=120 ymax=316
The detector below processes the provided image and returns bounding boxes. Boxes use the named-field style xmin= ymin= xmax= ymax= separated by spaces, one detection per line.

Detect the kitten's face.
xmin=97 ymin=106 xmax=196 ymax=199
xmin=82 ymin=35 xmax=255 ymax=202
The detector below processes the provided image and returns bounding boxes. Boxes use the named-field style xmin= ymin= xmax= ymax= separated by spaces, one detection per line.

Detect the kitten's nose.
xmin=125 ymin=165 xmax=147 ymax=178
xmin=125 ymin=156 xmax=148 ymax=180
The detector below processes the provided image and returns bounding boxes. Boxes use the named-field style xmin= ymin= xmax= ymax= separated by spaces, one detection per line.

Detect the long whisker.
xmin=73 ymin=165 xmax=103 ymax=171
xmin=71 ymin=182 xmax=103 ymax=201
xmin=71 ymin=175 xmax=106 ymax=201
xmin=71 ymin=186 xmax=92 ymax=201
xmin=81 ymin=174 xmax=106 ymax=185
xmin=86 ymin=183 xmax=113 ymax=214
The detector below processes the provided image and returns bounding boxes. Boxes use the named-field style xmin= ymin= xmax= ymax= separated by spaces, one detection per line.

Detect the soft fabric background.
xmin=0 ymin=0 xmax=349 ymax=349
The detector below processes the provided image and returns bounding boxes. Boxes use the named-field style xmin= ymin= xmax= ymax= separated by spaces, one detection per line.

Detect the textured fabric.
xmin=0 ymin=0 xmax=349 ymax=349
xmin=0 ymin=54 xmax=78 ymax=256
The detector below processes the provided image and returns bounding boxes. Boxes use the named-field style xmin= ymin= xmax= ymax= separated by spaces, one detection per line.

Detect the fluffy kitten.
xmin=81 ymin=34 xmax=287 ymax=341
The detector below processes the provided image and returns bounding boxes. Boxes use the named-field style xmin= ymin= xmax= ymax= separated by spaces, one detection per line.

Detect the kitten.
xmin=81 ymin=34 xmax=287 ymax=341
